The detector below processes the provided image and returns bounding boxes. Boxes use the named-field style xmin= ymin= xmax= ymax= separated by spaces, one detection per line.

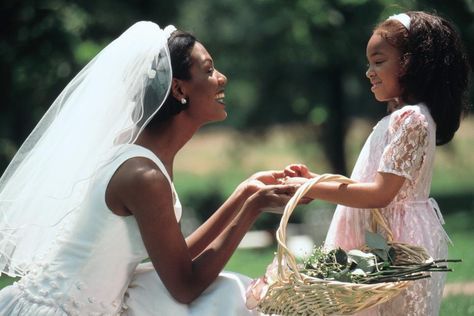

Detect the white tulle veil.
xmin=0 ymin=21 xmax=176 ymax=277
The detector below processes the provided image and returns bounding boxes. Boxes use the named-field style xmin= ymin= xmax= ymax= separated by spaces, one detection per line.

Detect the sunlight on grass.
xmin=440 ymin=295 xmax=474 ymax=315
xmin=175 ymin=118 xmax=474 ymax=201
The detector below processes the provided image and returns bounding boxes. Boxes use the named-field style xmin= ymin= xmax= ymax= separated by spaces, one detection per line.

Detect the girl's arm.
xmin=285 ymin=171 xmax=405 ymax=208
xmin=109 ymin=159 xmax=295 ymax=304
xmin=284 ymin=107 xmax=429 ymax=209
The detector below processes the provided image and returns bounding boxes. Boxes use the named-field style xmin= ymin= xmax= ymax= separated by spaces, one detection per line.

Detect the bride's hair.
xmin=145 ymin=30 xmax=197 ymax=129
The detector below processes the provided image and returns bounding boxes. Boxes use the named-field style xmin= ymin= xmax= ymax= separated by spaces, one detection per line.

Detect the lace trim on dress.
xmin=14 ymin=265 xmax=124 ymax=316
xmin=378 ymin=108 xmax=428 ymax=181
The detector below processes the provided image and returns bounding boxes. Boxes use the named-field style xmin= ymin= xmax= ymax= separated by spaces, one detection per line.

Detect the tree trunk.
xmin=321 ymin=70 xmax=347 ymax=175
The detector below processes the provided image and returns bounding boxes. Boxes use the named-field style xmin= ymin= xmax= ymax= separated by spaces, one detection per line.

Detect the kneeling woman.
xmin=0 ymin=22 xmax=296 ymax=315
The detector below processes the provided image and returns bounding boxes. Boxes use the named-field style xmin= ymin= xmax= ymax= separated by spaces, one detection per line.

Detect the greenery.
xmin=225 ymin=213 xmax=474 ymax=281
xmin=2 ymin=1 xmax=473 ymax=228
xmin=174 ymin=118 xmax=474 ymax=230
xmin=1 ymin=1 xmax=473 ymax=313
xmin=303 ymin=236 xmax=457 ymax=284
xmin=441 ymin=295 xmax=474 ymax=315
xmin=2 ymin=0 xmax=474 ymax=175
xmin=224 ymin=210 xmax=474 ymax=314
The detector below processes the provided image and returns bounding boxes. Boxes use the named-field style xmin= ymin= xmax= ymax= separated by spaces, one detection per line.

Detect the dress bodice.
xmin=351 ymin=103 xmax=436 ymax=202
xmin=12 ymin=144 xmax=182 ymax=316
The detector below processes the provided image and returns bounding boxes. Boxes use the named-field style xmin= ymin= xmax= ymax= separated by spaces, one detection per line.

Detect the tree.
xmin=0 ymin=0 xmax=180 ymax=171
xmin=176 ymin=0 xmax=474 ymax=174
xmin=2 ymin=0 xmax=473 ymax=175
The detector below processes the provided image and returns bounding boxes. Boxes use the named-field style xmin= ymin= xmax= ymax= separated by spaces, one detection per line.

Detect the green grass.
xmin=444 ymin=211 xmax=474 ymax=283
xmin=226 ymin=211 xmax=474 ymax=279
xmin=173 ymin=119 xmax=474 ymax=214
xmin=224 ymin=211 xmax=474 ymax=314
xmin=1 ymin=119 xmax=473 ymax=313
xmin=3 ymin=211 xmax=470 ymax=311
xmin=440 ymin=295 xmax=474 ymax=315
xmin=225 ymin=247 xmax=275 ymax=278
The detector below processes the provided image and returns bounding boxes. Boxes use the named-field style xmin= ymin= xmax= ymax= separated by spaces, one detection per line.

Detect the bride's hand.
xmin=246 ymin=184 xmax=299 ymax=214
xmin=247 ymin=182 xmax=313 ymax=214
xmin=239 ymin=170 xmax=286 ymax=195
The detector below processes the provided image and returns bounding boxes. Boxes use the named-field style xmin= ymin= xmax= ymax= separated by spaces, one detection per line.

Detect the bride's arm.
xmin=185 ymin=170 xmax=285 ymax=259
xmin=110 ymin=160 xmax=294 ymax=304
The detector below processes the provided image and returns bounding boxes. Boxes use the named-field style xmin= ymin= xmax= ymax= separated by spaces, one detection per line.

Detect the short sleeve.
xmin=378 ymin=107 xmax=429 ymax=181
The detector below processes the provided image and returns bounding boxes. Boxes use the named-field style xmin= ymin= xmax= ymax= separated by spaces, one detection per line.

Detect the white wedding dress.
xmin=0 ymin=144 xmax=258 ymax=316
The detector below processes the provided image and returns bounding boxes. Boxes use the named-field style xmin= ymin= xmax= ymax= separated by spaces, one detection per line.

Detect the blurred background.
xmin=1 ymin=0 xmax=473 ymax=313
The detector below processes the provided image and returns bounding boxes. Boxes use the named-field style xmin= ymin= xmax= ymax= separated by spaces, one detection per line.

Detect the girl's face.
xmin=181 ymin=42 xmax=228 ymax=125
xmin=366 ymin=33 xmax=403 ymax=102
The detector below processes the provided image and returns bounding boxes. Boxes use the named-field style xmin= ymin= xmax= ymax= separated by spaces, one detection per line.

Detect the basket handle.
xmin=275 ymin=173 xmax=394 ymax=281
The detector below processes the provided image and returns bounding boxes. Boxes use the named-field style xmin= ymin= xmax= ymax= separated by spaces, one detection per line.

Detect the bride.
xmin=0 ymin=21 xmax=298 ymax=315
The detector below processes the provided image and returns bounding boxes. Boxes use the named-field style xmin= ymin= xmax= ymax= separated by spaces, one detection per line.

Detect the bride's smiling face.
xmin=181 ymin=42 xmax=228 ymax=124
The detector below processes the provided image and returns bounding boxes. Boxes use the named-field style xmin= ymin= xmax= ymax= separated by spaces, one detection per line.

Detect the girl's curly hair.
xmin=376 ymin=11 xmax=471 ymax=145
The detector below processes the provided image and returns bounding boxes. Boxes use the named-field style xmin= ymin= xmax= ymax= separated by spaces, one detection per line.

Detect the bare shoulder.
xmin=106 ymin=157 xmax=172 ymax=216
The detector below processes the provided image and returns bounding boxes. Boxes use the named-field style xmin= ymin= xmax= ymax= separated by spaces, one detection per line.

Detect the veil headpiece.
xmin=0 ymin=21 xmax=176 ymax=276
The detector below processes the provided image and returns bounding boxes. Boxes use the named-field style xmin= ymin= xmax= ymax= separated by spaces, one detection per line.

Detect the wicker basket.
xmin=256 ymin=174 xmax=431 ymax=316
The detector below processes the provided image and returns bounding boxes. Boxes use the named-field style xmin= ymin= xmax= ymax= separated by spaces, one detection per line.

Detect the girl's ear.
xmin=171 ymin=78 xmax=186 ymax=100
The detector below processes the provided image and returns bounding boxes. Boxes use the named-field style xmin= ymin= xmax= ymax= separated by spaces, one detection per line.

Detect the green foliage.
xmin=2 ymin=0 xmax=473 ymax=233
xmin=365 ymin=230 xmax=391 ymax=261
xmin=2 ymin=1 xmax=474 ymax=174
xmin=225 ymin=212 xmax=474 ymax=314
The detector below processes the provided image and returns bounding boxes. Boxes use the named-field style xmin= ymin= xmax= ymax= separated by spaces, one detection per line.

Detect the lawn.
xmin=223 ymin=209 xmax=474 ymax=315
xmin=174 ymin=117 xmax=474 ymax=200
xmin=0 ymin=117 xmax=473 ymax=314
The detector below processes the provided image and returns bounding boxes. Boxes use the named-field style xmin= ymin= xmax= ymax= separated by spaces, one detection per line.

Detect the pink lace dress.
xmin=325 ymin=104 xmax=449 ymax=316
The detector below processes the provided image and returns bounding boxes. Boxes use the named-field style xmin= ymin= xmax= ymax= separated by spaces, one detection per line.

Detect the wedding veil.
xmin=0 ymin=21 xmax=176 ymax=277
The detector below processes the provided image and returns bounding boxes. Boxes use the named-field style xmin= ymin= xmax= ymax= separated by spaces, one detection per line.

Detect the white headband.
xmin=387 ymin=13 xmax=411 ymax=30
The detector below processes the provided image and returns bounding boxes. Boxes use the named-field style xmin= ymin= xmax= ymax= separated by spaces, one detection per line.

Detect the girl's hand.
xmin=283 ymin=164 xmax=315 ymax=178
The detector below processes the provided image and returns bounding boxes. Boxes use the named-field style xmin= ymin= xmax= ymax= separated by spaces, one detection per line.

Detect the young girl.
xmin=284 ymin=11 xmax=471 ymax=315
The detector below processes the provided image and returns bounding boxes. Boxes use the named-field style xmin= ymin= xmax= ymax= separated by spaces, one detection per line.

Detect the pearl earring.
xmin=180 ymin=98 xmax=187 ymax=105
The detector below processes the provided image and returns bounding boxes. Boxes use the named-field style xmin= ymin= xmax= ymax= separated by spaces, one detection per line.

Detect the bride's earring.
xmin=180 ymin=98 xmax=187 ymax=105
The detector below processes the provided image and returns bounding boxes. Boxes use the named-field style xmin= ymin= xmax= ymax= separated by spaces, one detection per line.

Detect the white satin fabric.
xmin=325 ymin=104 xmax=449 ymax=316
xmin=124 ymin=263 xmax=259 ymax=316
xmin=0 ymin=144 xmax=257 ymax=315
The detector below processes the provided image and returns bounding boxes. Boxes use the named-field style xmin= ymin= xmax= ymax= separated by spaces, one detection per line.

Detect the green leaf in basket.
xmin=372 ymin=248 xmax=389 ymax=262
xmin=388 ymin=246 xmax=397 ymax=264
xmin=348 ymin=249 xmax=378 ymax=273
xmin=334 ymin=248 xmax=348 ymax=266
xmin=365 ymin=231 xmax=388 ymax=250
xmin=325 ymin=248 xmax=348 ymax=266
xmin=330 ymin=267 xmax=353 ymax=282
